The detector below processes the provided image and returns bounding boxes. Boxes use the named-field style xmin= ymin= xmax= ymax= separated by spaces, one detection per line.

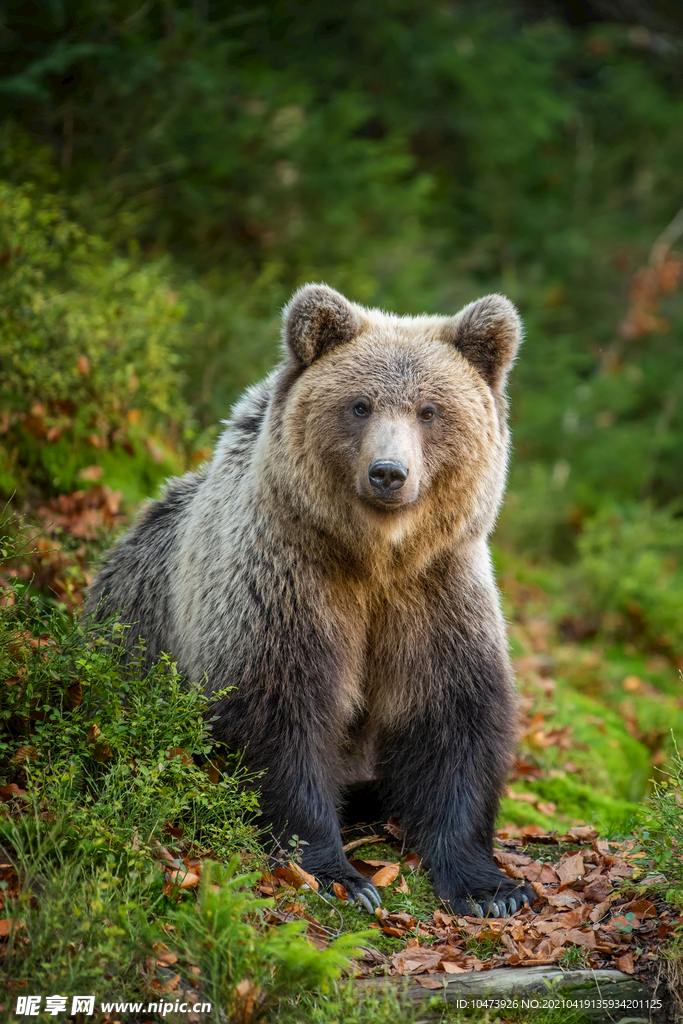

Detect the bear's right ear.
xmin=283 ymin=283 xmax=363 ymax=366
xmin=442 ymin=294 xmax=522 ymax=390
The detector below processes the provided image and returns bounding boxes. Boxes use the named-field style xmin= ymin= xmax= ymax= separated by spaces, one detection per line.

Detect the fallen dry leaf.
xmin=628 ymin=898 xmax=657 ymax=919
xmin=371 ymin=863 xmax=400 ymax=887
xmin=273 ymin=862 xmax=319 ymax=891
xmin=392 ymin=947 xmax=443 ymax=974
xmin=616 ymin=952 xmax=634 ymax=974
xmin=0 ymin=784 xmax=28 ymax=801
xmin=86 ymin=723 xmax=112 ymax=761
xmin=566 ymin=825 xmax=599 ymax=842
xmin=66 ymin=682 xmax=82 ymax=708
xmin=584 ymin=876 xmax=612 ymax=903
xmin=403 ymin=852 xmax=421 ymax=871
xmin=493 ymin=850 xmax=532 ymax=867
xmin=0 ymin=918 xmax=23 ymax=937
xmin=589 ymin=900 xmax=612 ymax=923
xmin=9 ymin=745 xmax=37 ymax=765
xmin=233 ymin=978 xmax=260 ymax=1024
xmin=174 ymin=870 xmax=200 ymax=889
xmin=166 ymin=747 xmax=194 ymax=765
xmin=556 ymin=852 xmax=584 ymax=884
xmin=519 ymin=824 xmax=550 ymax=837
xmin=546 ymin=891 xmax=581 ymax=909
xmin=384 ymin=816 xmax=404 ymax=840
xmin=564 ymin=928 xmax=596 ymax=948
xmin=442 ymin=962 xmax=466 ymax=974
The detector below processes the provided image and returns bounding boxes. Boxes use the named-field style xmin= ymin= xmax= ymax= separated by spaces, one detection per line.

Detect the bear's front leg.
xmin=374 ymin=610 xmax=535 ymax=918
xmin=378 ymin=703 xmax=534 ymax=916
xmin=258 ymin=739 xmax=382 ymax=914
xmin=209 ymin=619 xmax=381 ymax=914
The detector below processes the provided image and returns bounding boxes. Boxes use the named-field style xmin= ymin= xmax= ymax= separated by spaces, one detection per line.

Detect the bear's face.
xmin=275 ymin=285 xmax=522 ymax=556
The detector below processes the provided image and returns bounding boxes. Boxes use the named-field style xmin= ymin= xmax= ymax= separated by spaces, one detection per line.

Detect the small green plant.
xmin=0 ymin=835 xmax=161 ymax=1004
xmin=637 ymin=740 xmax=683 ymax=908
xmin=278 ymin=980 xmax=420 ymax=1024
xmin=0 ymin=585 xmax=260 ymax=866
xmin=559 ymin=943 xmax=589 ymax=968
xmin=464 ymin=933 xmax=501 ymax=961
xmin=170 ymin=858 xmax=370 ymax=1023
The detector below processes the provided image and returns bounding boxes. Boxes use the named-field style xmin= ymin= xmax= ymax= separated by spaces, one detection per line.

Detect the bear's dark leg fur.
xmin=218 ymin=680 xmax=381 ymax=912
xmin=207 ymin=570 xmax=382 ymax=913
xmin=373 ymin=592 xmax=535 ymax=917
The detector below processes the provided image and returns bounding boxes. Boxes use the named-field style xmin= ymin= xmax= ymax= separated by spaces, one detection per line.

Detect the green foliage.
xmin=0 ymin=835 xmax=161 ymax=1003
xmin=574 ymin=503 xmax=683 ymax=654
xmin=2 ymin=2 xmax=683 ymax=556
xmin=278 ymin=981 xmax=420 ymax=1024
xmin=0 ymin=177 xmax=190 ymax=501
xmin=558 ymin=944 xmax=589 ymax=970
xmin=637 ymin=743 xmax=683 ymax=908
xmin=170 ymin=858 xmax=369 ymax=1023
xmin=0 ymin=524 xmax=259 ymax=868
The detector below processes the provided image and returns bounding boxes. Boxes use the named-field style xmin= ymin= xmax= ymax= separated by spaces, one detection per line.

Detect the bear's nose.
xmin=368 ymin=461 xmax=408 ymax=491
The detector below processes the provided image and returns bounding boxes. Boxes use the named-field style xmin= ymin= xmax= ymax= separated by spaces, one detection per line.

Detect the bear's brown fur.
xmin=89 ymin=283 xmax=534 ymax=916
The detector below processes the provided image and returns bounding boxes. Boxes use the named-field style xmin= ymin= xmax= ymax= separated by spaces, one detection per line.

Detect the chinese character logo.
xmin=70 ymin=996 xmax=95 ymax=1015
xmin=45 ymin=996 xmax=68 ymax=1016
xmin=15 ymin=996 xmax=41 ymax=1015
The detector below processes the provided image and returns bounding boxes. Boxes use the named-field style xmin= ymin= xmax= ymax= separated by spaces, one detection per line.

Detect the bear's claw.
xmin=443 ymin=880 xmax=534 ymax=919
xmin=472 ymin=893 xmax=530 ymax=918
xmin=344 ymin=879 xmax=381 ymax=915
xmin=315 ymin=868 xmax=382 ymax=915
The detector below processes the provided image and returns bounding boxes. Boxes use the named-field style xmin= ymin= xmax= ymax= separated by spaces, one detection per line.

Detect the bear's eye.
xmin=419 ymin=407 xmax=435 ymax=421
xmin=354 ymin=401 xmax=370 ymax=418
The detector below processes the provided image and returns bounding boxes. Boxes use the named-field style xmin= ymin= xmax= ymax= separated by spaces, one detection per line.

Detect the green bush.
xmin=574 ymin=503 xmax=683 ymax=655
xmin=0 ymin=517 xmax=260 ymax=864
xmin=637 ymin=743 xmax=683 ymax=909
xmin=0 ymin=179 xmax=191 ymax=501
xmin=170 ymin=858 xmax=369 ymax=1023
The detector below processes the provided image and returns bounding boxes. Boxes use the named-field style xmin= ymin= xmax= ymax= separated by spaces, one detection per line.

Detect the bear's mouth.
xmin=359 ymin=492 xmax=415 ymax=512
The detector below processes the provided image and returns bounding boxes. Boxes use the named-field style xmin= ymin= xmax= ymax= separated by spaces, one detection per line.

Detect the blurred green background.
xmin=1 ymin=0 xmax=683 ymax=829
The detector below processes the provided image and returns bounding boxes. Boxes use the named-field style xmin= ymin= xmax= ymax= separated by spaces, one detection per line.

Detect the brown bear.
xmin=89 ymin=283 xmax=534 ymax=917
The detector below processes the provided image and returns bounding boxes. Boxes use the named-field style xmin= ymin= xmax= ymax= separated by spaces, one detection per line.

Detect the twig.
xmin=342 ymin=835 xmax=383 ymax=854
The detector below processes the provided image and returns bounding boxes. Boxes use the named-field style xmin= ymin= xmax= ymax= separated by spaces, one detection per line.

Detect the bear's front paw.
xmin=440 ymin=877 xmax=535 ymax=919
xmin=341 ymin=875 xmax=382 ymax=915
xmin=315 ymin=865 xmax=382 ymax=915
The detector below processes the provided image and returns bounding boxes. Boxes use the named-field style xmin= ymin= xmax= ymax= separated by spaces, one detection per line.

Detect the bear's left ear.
xmin=283 ymin=283 xmax=363 ymax=366
xmin=441 ymin=294 xmax=522 ymax=390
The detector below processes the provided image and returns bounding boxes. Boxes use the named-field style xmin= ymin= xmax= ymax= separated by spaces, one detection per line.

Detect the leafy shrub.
xmin=0 ymin=179 xmax=191 ymax=501
xmin=638 ymin=742 xmax=683 ymax=909
xmin=574 ymin=503 xmax=683 ymax=656
xmin=169 ymin=858 xmax=369 ymax=1023
xmin=0 ymin=522 xmax=259 ymax=868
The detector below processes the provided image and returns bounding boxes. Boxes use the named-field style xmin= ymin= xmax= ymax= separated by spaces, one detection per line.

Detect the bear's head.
xmin=274 ymin=283 xmax=522 ymax=559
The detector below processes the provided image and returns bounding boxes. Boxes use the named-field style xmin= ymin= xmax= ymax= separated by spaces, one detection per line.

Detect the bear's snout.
xmin=368 ymin=460 xmax=408 ymax=497
xmin=355 ymin=415 xmax=423 ymax=511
